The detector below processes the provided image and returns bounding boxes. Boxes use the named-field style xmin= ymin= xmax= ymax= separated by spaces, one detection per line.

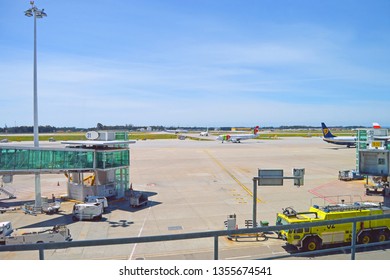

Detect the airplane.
xmin=321 ymin=122 xmax=356 ymax=147
xmin=200 ymin=128 xmax=209 ymax=136
xmin=370 ymin=123 xmax=390 ymax=140
xmin=164 ymin=128 xmax=188 ymax=134
xmin=217 ymin=126 xmax=259 ymax=143
xmin=321 ymin=122 xmax=390 ymax=148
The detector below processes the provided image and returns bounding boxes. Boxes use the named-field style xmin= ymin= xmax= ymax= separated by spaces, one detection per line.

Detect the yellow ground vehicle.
xmin=276 ymin=202 xmax=390 ymax=251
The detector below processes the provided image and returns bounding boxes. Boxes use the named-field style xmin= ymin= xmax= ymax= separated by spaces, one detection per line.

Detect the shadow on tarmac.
xmin=0 ymin=198 xmax=34 ymax=208
xmin=1 ymin=192 xmax=161 ymax=229
xmin=282 ymin=242 xmax=390 ymax=259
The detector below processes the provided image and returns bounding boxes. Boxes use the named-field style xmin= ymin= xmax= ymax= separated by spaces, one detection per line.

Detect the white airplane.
xmin=164 ymin=128 xmax=188 ymax=134
xmin=217 ymin=126 xmax=260 ymax=143
xmin=200 ymin=128 xmax=209 ymax=136
xmin=321 ymin=122 xmax=356 ymax=148
xmin=321 ymin=122 xmax=390 ymax=148
xmin=371 ymin=123 xmax=390 ymax=140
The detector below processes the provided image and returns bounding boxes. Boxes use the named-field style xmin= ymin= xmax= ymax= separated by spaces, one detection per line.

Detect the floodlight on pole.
xmin=25 ymin=1 xmax=47 ymax=210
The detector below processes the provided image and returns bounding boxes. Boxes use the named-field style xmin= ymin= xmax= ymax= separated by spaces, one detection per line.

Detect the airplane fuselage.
xmin=321 ymin=122 xmax=357 ymax=148
xmin=217 ymin=126 xmax=260 ymax=143
xmin=322 ymin=137 xmax=356 ymax=147
xmin=217 ymin=134 xmax=256 ymax=143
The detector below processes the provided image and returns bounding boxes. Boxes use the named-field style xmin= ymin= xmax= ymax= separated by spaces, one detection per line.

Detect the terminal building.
xmin=357 ymin=127 xmax=390 ymax=176
xmin=0 ymin=131 xmax=134 ymax=202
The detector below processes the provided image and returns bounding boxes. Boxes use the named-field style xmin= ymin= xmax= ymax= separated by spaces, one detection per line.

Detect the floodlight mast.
xmin=24 ymin=1 xmax=47 ymax=211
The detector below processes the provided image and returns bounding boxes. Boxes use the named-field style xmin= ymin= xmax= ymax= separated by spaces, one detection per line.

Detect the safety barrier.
xmin=0 ymin=213 xmax=389 ymax=260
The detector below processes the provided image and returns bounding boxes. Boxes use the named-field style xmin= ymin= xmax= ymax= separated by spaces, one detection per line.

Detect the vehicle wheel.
xmin=376 ymin=230 xmax=389 ymax=242
xmin=358 ymin=231 xmax=372 ymax=244
xmin=94 ymin=215 xmax=102 ymax=221
xmin=302 ymin=236 xmax=321 ymax=251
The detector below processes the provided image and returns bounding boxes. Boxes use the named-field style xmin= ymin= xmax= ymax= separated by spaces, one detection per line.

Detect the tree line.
xmin=1 ymin=123 xmax=365 ymax=134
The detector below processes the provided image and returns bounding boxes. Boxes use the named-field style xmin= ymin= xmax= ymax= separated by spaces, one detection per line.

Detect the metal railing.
xmin=0 ymin=213 xmax=389 ymax=260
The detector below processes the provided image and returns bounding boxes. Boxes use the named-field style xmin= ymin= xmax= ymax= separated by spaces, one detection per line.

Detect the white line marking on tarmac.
xmin=129 ymin=206 xmax=151 ymax=260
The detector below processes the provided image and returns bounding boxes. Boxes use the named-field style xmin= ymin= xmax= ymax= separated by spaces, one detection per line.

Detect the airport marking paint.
xmin=204 ymin=150 xmax=262 ymax=203
xmin=308 ymin=182 xmax=338 ymax=203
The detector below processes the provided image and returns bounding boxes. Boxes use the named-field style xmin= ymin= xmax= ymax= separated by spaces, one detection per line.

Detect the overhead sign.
xmin=293 ymin=168 xmax=305 ymax=186
xmin=358 ymin=130 xmax=367 ymax=141
xmin=85 ymin=131 xmax=99 ymax=140
xmin=258 ymin=169 xmax=284 ymax=186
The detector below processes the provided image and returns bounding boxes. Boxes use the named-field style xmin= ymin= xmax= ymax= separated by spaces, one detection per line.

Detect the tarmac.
xmin=0 ymin=136 xmax=388 ymax=260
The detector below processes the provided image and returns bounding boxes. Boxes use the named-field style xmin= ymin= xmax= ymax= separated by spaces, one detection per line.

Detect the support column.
xmin=252 ymin=177 xmax=258 ymax=228
xmin=34 ymin=173 xmax=42 ymax=211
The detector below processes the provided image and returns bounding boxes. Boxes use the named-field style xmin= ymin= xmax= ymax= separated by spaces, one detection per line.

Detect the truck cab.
xmin=85 ymin=196 xmax=108 ymax=212
xmin=276 ymin=203 xmax=390 ymax=251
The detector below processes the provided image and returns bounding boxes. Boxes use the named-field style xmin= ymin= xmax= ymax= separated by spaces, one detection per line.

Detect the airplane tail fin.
xmin=254 ymin=126 xmax=260 ymax=135
xmin=373 ymin=122 xmax=381 ymax=129
xmin=321 ymin=122 xmax=336 ymax=138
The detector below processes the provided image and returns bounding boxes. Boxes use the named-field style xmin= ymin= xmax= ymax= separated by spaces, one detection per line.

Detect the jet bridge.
xmin=357 ymin=128 xmax=390 ymax=176
xmin=356 ymin=127 xmax=390 ymax=206
xmin=0 ymin=131 xmax=134 ymax=202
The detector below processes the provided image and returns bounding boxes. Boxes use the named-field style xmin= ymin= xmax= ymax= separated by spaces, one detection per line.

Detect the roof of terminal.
xmin=61 ymin=140 xmax=136 ymax=146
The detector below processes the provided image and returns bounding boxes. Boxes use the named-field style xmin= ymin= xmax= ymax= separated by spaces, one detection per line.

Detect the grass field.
xmin=0 ymin=129 xmax=357 ymax=142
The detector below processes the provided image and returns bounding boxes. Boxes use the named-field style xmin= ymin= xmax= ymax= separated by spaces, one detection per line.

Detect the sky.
xmin=1 ymin=0 xmax=390 ymax=128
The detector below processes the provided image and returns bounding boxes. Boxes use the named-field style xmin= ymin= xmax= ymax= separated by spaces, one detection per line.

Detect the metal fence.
xmin=1 ymin=213 xmax=389 ymax=260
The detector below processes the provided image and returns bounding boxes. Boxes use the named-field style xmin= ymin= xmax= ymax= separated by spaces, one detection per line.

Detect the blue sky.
xmin=1 ymin=0 xmax=390 ymax=128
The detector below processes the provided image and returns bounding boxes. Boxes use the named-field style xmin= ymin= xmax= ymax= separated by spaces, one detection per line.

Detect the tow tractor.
xmin=338 ymin=169 xmax=364 ymax=181
xmin=0 ymin=207 xmax=18 ymax=214
xmin=0 ymin=221 xmax=72 ymax=245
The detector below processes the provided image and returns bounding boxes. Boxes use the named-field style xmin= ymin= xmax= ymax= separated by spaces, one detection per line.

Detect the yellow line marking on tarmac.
xmin=205 ymin=150 xmax=262 ymax=203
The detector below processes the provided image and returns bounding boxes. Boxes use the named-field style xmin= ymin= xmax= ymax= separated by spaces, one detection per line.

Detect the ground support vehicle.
xmin=0 ymin=221 xmax=71 ymax=245
xmin=130 ymin=190 xmax=148 ymax=208
xmin=0 ymin=207 xmax=18 ymax=214
xmin=0 ymin=185 xmax=16 ymax=199
xmin=42 ymin=201 xmax=61 ymax=214
xmin=365 ymin=177 xmax=388 ymax=197
xmin=72 ymin=202 xmax=103 ymax=221
xmin=224 ymin=214 xmax=267 ymax=241
xmin=276 ymin=202 xmax=390 ymax=251
xmin=84 ymin=195 xmax=108 ymax=212
xmin=338 ymin=170 xmax=364 ymax=181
